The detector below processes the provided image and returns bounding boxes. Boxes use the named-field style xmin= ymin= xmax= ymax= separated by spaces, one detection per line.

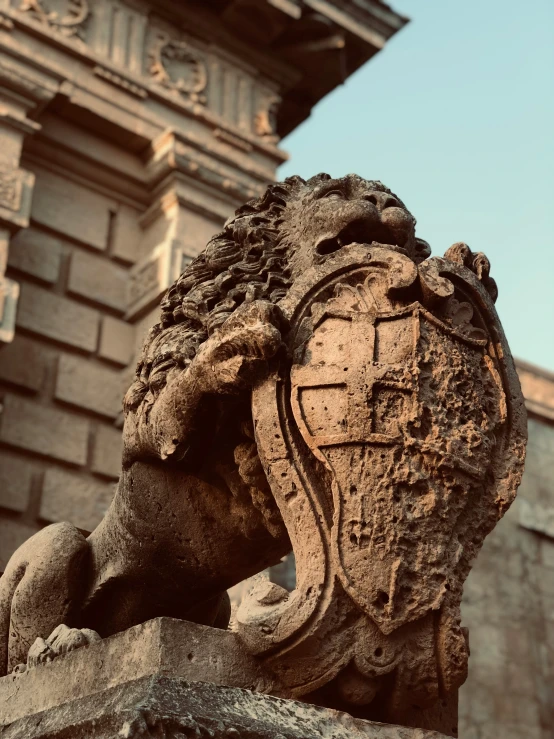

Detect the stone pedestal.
xmin=0 ymin=618 xmax=448 ymax=739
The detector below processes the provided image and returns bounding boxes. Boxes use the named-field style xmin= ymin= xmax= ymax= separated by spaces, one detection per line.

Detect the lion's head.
xmin=126 ymin=173 xmax=429 ymax=409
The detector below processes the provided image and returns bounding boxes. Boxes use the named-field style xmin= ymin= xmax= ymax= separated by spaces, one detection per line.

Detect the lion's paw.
xmin=444 ymin=242 xmax=498 ymax=302
xmin=192 ymin=299 xmax=285 ymax=395
xmin=27 ymin=624 xmax=101 ymax=669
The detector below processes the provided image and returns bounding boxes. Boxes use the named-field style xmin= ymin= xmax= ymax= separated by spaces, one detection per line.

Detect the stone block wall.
xmin=0 ymin=0 xmax=406 ymax=574
xmin=0 ymin=161 xmax=136 ymax=566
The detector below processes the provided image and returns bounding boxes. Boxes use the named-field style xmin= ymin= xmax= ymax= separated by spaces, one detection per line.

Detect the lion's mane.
xmin=125 ymin=173 xmax=417 ymax=411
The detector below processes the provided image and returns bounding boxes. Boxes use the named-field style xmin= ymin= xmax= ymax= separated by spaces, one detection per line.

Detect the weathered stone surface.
xmin=98 ymin=315 xmax=135 ymax=367
xmin=16 ymin=282 xmax=99 ymax=352
xmin=0 ymin=675 xmax=448 ymax=738
xmin=91 ymin=423 xmax=123 ymax=480
xmin=0 ymin=619 xmax=447 ymax=738
xmin=54 ymin=354 xmax=122 ymax=419
xmin=0 ymin=334 xmax=48 ymax=392
xmin=68 ymin=250 xmax=127 ymax=312
xmin=0 ymin=176 xmax=526 ymax=737
xmin=0 ymin=451 xmax=35 ymax=513
xmin=7 ymin=227 xmax=63 ymax=284
xmin=0 ymin=394 xmax=89 ymax=465
xmin=0 ymin=0 xmax=408 ymax=597
xmin=40 ymin=468 xmax=114 ymax=532
xmin=0 ymin=618 xmax=274 ymax=724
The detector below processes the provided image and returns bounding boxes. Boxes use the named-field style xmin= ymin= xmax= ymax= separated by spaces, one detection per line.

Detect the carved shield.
xmin=240 ymin=244 xmax=526 ymax=697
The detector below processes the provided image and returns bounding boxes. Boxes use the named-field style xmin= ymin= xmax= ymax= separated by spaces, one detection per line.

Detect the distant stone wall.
xmin=458 ymin=363 xmax=554 ymax=739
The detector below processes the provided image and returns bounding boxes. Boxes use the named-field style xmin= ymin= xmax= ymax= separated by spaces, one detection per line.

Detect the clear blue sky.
xmin=279 ymin=0 xmax=554 ymax=371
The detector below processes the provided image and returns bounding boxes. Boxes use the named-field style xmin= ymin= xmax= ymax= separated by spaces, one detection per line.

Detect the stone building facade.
xmin=0 ymin=1 xmax=552 ymax=737
xmin=0 ymin=0 xmax=407 ymax=558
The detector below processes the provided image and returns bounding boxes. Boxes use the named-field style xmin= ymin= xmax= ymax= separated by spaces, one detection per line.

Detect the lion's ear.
xmin=414 ymin=237 xmax=431 ymax=262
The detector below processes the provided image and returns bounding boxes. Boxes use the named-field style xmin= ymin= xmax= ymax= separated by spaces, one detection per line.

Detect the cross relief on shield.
xmin=238 ymin=241 xmax=525 ymax=720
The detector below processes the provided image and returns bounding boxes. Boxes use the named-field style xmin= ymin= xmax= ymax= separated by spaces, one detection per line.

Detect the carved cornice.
xmin=0 ymin=5 xmax=288 ymax=161
xmin=0 ymin=0 xmax=408 ymax=143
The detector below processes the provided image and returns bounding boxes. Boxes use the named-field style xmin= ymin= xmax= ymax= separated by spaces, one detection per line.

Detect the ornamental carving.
xmin=147 ymin=33 xmax=207 ymax=103
xmin=0 ymin=169 xmax=22 ymax=212
xmin=237 ymin=238 xmax=525 ymax=724
xmin=254 ymin=93 xmax=280 ymax=142
xmin=18 ymin=0 xmax=89 ymax=39
xmin=0 ymin=174 xmax=526 ymax=736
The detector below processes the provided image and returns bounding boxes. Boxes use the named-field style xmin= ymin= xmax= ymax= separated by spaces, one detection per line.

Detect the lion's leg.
xmin=0 ymin=522 xmax=89 ymax=675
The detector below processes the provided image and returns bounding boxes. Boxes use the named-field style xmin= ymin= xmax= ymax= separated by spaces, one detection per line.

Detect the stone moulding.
xmin=92 ymin=65 xmax=148 ymax=99
xmin=0 ymin=13 xmax=14 ymax=30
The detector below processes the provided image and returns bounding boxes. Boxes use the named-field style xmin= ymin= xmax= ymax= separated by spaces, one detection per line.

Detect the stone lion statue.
xmin=0 ymin=173 xmax=497 ymax=677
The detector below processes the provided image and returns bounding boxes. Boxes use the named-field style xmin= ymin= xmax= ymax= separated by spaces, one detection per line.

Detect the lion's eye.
xmin=323 ymin=190 xmax=344 ymax=199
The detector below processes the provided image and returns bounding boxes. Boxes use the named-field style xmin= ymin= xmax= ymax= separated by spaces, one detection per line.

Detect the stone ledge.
xmin=0 ymin=618 xmax=448 ymax=738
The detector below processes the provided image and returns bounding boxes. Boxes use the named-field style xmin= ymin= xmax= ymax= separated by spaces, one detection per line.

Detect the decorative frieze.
xmin=18 ymin=0 xmax=89 ymax=39
xmin=8 ymin=0 xmax=283 ymax=146
xmin=147 ymin=32 xmax=207 ymax=104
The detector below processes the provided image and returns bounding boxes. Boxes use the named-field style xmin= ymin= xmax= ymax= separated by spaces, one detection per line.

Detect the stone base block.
xmin=0 ymin=676 xmax=449 ymax=739
xmin=0 ymin=618 xmax=449 ymax=738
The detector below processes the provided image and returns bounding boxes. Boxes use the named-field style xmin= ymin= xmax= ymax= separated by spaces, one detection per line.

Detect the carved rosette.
xmin=237 ymin=244 xmax=526 ymax=721
xmin=18 ymin=0 xmax=89 ymax=39
xmin=148 ymin=33 xmax=207 ymax=104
